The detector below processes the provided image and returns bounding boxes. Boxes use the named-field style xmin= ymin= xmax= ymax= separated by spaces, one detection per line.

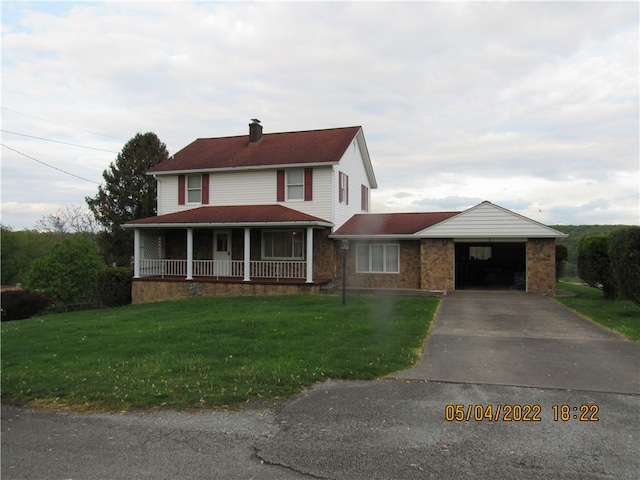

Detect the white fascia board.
xmin=355 ymin=128 xmax=378 ymax=189
xmin=149 ymin=162 xmax=338 ymax=176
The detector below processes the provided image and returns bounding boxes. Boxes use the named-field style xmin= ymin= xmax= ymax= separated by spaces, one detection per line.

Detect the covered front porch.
xmin=124 ymin=206 xmax=336 ymax=299
xmin=133 ymin=227 xmax=318 ymax=283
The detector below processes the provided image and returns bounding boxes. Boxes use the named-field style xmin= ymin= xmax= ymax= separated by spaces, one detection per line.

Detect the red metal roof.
xmin=150 ymin=126 xmax=362 ymax=173
xmin=125 ymin=205 xmax=331 ymax=226
xmin=333 ymin=212 xmax=460 ymax=236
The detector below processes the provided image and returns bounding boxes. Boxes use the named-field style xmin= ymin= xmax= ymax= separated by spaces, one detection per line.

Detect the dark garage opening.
xmin=455 ymin=242 xmax=526 ymax=290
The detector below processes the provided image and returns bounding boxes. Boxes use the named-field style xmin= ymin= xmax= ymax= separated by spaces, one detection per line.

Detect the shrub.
xmin=25 ymin=235 xmax=106 ymax=306
xmin=556 ymin=244 xmax=568 ymax=280
xmin=608 ymin=227 xmax=640 ymax=306
xmin=96 ymin=268 xmax=133 ymax=307
xmin=577 ymin=235 xmax=617 ymax=299
xmin=1 ymin=289 xmax=52 ymax=321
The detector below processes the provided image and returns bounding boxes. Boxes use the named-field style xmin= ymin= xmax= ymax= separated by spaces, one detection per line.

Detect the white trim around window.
xmin=186 ymin=174 xmax=202 ymax=204
xmin=356 ymin=244 xmax=400 ymax=273
xmin=286 ymin=169 xmax=304 ymax=201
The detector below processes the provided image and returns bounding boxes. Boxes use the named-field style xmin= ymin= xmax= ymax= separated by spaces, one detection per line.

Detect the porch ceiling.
xmin=123 ymin=205 xmax=333 ymax=228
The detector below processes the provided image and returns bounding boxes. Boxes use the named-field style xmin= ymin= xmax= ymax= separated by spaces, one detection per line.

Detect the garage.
xmin=455 ymin=242 xmax=526 ymax=290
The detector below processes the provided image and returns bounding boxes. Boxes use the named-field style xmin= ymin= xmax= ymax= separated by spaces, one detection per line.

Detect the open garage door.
xmin=455 ymin=242 xmax=526 ymax=290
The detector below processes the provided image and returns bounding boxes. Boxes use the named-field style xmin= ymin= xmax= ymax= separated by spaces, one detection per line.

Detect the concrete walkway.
xmin=393 ymin=290 xmax=640 ymax=394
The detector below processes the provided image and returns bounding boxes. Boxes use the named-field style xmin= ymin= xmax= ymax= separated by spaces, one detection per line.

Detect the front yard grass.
xmin=556 ymin=281 xmax=640 ymax=343
xmin=1 ymin=295 xmax=439 ymax=411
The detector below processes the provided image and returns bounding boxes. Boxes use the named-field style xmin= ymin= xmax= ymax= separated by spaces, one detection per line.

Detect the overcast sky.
xmin=2 ymin=1 xmax=638 ymax=230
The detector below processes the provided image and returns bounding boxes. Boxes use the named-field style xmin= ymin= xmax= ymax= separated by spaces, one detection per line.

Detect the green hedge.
xmin=95 ymin=268 xmax=133 ymax=307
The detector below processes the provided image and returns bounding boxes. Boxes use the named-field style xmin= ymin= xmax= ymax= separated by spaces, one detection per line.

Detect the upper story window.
xmin=287 ymin=169 xmax=304 ymax=200
xmin=178 ymin=173 xmax=209 ymax=206
xmin=339 ymin=171 xmax=349 ymax=204
xmin=361 ymin=184 xmax=369 ymax=212
xmin=187 ymin=175 xmax=202 ymax=203
xmin=276 ymin=169 xmax=312 ymax=202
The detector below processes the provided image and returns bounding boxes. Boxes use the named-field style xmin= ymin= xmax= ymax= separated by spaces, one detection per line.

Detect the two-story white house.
xmin=125 ymin=120 xmax=567 ymax=303
xmin=125 ymin=121 xmax=378 ymax=302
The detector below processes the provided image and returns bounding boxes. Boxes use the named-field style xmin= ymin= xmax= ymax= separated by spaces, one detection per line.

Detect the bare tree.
xmin=36 ymin=205 xmax=102 ymax=236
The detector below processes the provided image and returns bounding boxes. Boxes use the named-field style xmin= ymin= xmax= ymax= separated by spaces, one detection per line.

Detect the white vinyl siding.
xmin=333 ymin=138 xmax=372 ymax=230
xmin=156 ymin=168 xmax=334 ymax=220
xmin=417 ymin=202 xmax=567 ymax=238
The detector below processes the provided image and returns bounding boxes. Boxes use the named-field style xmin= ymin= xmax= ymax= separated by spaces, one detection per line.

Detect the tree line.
xmin=1 ymin=132 xmax=168 ymax=319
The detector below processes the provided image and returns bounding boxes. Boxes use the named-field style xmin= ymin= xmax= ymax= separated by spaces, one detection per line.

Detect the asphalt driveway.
xmin=393 ymin=290 xmax=640 ymax=394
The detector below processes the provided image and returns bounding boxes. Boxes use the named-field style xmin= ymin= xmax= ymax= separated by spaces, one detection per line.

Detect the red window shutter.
xmin=201 ymin=174 xmax=209 ymax=205
xmin=178 ymin=175 xmax=186 ymax=205
xmin=276 ymin=170 xmax=285 ymax=202
xmin=304 ymin=168 xmax=313 ymax=201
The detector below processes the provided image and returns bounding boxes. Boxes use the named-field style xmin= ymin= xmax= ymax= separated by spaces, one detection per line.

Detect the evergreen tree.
xmin=86 ymin=132 xmax=168 ymax=228
xmin=86 ymin=132 xmax=168 ymax=265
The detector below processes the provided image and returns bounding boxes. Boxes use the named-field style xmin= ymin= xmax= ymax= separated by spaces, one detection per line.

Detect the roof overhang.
xmin=148 ymin=162 xmax=338 ymax=177
xmin=123 ymin=205 xmax=333 ymax=229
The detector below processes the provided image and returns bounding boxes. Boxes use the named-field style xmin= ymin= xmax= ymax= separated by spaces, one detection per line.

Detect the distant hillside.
xmin=550 ymin=224 xmax=634 ymax=277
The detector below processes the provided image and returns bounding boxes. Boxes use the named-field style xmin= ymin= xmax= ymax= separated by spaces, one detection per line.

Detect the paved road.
xmin=3 ymin=292 xmax=639 ymax=479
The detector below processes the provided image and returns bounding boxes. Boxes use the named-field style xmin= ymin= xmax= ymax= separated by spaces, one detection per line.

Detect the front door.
xmin=214 ymin=231 xmax=231 ymax=276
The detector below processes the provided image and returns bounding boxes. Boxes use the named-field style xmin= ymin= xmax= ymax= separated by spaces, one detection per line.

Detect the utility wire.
xmin=1 ymin=143 xmax=101 ymax=185
xmin=1 ymin=107 xmax=123 ymax=141
xmin=1 ymin=129 xmax=119 ymax=153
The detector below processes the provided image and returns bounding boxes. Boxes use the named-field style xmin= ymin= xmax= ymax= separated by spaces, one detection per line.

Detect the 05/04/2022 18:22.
xmin=444 ymin=404 xmax=600 ymax=422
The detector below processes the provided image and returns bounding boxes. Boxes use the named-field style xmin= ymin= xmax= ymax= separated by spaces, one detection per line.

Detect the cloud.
xmin=1 ymin=1 xmax=638 ymax=229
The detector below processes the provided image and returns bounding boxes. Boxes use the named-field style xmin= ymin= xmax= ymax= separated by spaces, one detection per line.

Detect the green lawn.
xmin=555 ymin=281 xmax=640 ymax=343
xmin=1 ymin=295 xmax=439 ymax=411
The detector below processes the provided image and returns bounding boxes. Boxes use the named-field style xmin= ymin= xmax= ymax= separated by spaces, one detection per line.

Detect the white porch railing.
xmin=250 ymin=260 xmax=307 ymax=279
xmin=139 ymin=259 xmax=307 ymax=279
xmin=140 ymin=259 xmax=187 ymax=277
xmin=193 ymin=260 xmax=244 ymax=277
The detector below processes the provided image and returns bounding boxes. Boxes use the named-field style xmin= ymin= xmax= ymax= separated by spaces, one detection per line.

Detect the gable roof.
xmin=150 ymin=125 xmax=366 ymax=173
xmin=417 ymin=201 xmax=568 ymax=238
xmin=333 ymin=212 xmax=460 ymax=237
xmin=332 ymin=202 xmax=568 ymax=239
xmin=124 ymin=205 xmax=332 ymax=228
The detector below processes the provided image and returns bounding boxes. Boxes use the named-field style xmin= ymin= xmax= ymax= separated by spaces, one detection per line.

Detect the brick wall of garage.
xmin=420 ymin=239 xmax=455 ymax=291
xmin=526 ymin=238 xmax=557 ymax=295
xmin=340 ymin=240 xmax=421 ymax=289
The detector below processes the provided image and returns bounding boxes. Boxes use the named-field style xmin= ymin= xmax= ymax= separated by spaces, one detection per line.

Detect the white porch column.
xmin=186 ymin=228 xmax=194 ymax=280
xmin=133 ymin=228 xmax=141 ymax=278
xmin=243 ymin=227 xmax=251 ymax=281
xmin=306 ymin=227 xmax=313 ymax=283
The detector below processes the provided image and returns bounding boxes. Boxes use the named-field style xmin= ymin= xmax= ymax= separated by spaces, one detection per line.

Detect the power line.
xmin=1 ymin=129 xmax=119 ymax=153
xmin=1 ymin=143 xmax=101 ymax=185
xmin=1 ymin=107 xmax=123 ymax=141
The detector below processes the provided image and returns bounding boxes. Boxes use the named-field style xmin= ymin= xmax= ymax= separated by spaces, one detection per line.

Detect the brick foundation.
xmin=132 ymin=278 xmax=323 ymax=304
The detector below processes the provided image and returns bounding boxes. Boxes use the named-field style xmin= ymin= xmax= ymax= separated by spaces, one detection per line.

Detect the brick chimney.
xmin=249 ymin=119 xmax=263 ymax=145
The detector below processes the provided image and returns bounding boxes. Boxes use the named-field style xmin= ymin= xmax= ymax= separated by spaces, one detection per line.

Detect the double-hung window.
xmin=356 ymin=244 xmax=400 ymax=273
xmin=187 ymin=175 xmax=202 ymax=203
xmin=339 ymin=171 xmax=349 ymax=204
xmin=286 ymin=169 xmax=304 ymax=200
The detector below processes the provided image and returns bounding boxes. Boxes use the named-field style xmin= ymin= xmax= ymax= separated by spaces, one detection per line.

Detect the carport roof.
xmin=333 ymin=211 xmax=460 ymax=236
xmin=332 ymin=202 xmax=568 ymax=239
